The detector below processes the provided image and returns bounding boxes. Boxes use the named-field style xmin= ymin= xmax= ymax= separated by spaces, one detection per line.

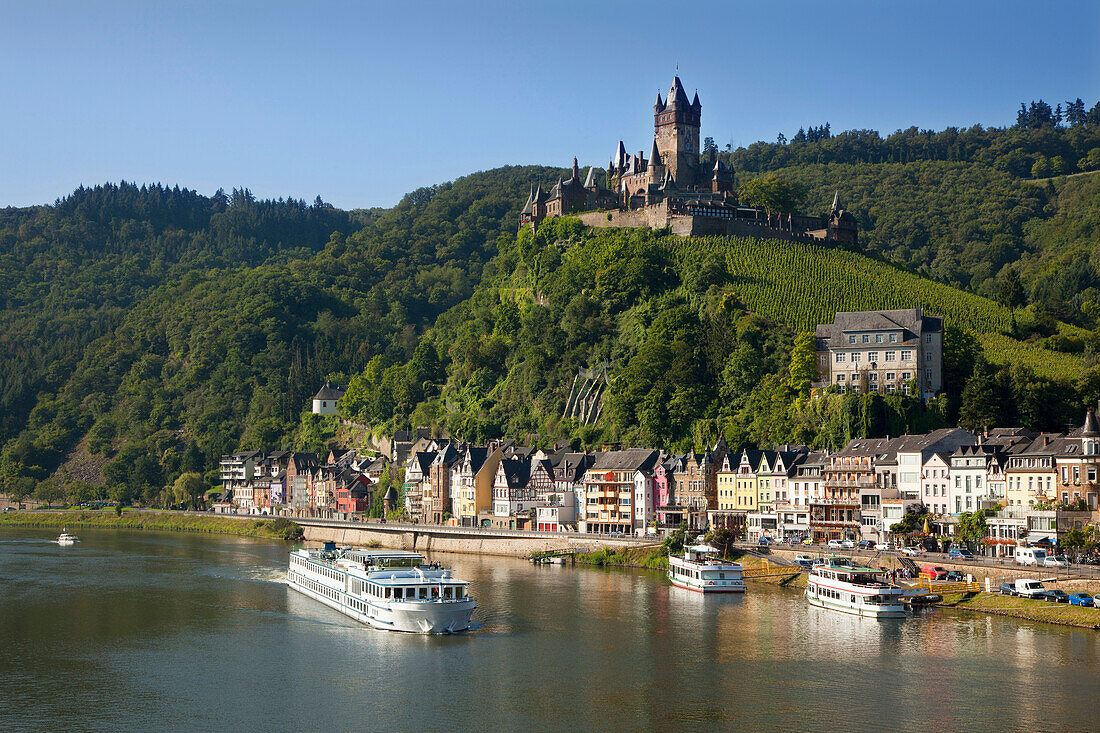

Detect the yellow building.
xmin=455 ymin=446 xmax=503 ymax=525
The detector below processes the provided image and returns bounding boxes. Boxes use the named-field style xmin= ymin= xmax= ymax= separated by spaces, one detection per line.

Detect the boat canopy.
xmin=686 ymin=544 xmax=720 ymax=554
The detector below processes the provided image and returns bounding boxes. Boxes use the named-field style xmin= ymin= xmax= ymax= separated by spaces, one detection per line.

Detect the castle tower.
xmin=654 ymin=77 xmax=701 ymax=189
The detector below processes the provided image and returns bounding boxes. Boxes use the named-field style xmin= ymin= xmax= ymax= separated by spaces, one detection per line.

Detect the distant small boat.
xmin=56 ymin=529 xmax=79 ymax=546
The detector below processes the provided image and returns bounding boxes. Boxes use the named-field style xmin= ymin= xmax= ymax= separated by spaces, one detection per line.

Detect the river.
xmin=2 ymin=528 xmax=1099 ymax=732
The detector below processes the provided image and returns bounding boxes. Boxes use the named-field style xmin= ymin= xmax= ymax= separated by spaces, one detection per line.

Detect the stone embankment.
xmin=297 ymin=518 xmax=647 ymax=558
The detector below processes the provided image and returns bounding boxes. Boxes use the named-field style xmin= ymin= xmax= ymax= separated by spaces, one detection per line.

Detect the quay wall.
xmin=761 ymin=546 xmax=1100 ymax=594
xmin=298 ymin=520 xmax=645 ymax=558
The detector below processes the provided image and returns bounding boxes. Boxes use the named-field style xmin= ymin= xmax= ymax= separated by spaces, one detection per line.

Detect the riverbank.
xmin=0 ymin=510 xmax=303 ymax=541
xmin=937 ymin=591 xmax=1100 ymax=629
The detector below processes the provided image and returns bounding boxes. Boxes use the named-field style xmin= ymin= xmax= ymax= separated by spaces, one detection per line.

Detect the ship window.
xmin=419 ymin=587 xmax=427 ymax=599
xmin=385 ymin=587 xmax=391 ymax=598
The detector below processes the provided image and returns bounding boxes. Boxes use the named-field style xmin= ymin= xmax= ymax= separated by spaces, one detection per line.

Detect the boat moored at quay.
xmin=667 ymin=544 xmax=746 ymax=593
xmin=806 ymin=557 xmax=909 ymax=619
xmin=287 ymin=546 xmax=476 ymax=634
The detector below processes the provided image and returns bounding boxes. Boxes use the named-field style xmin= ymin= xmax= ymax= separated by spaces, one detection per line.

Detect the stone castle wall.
xmin=577 ymin=205 xmax=832 ymax=244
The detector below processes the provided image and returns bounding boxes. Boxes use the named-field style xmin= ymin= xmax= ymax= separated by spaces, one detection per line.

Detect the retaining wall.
xmin=300 ymin=522 xmax=643 ymax=558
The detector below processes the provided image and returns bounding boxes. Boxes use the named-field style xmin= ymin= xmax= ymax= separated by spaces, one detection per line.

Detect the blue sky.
xmin=2 ymin=0 xmax=1098 ymax=209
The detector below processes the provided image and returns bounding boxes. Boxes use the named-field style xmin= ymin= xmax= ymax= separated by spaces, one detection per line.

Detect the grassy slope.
xmin=0 ymin=510 xmax=303 ymax=540
xmin=939 ymin=591 xmax=1100 ymax=629
xmin=663 ymin=234 xmax=1084 ymax=379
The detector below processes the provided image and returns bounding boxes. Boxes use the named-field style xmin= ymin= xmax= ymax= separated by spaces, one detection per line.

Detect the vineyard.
xmin=662 ymin=234 xmax=1084 ymax=380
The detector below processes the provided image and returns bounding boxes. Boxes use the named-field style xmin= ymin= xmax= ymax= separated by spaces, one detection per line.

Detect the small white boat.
xmin=667 ymin=544 xmax=746 ymax=593
xmin=806 ymin=557 xmax=909 ymax=619
xmin=56 ymin=529 xmax=79 ymax=545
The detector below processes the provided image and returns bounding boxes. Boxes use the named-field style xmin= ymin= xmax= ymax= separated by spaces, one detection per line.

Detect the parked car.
xmin=802 ymin=538 xmax=815 ymax=546
xmin=1069 ymin=593 xmax=1095 ymax=607
xmin=919 ymin=565 xmax=949 ymax=580
xmin=1040 ymin=589 xmax=1070 ymax=603
xmin=758 ymin=536 xmax=772 ymax=546
xmin=1043 ymin=555 xmax=1069 ymax=568
xmin=794 ymin=554 xmax=814 ymax=569
xmin=827 ymin=539 xmax=843 ymax=549
xmin=1014 ymin=579 xmax=1047 ymax=599
xmin=841 ymin=539 xmax=855 ymax=549
xmin=999 ymin=582 xmax=1017 ymax=596
xmin=945 ymin=570 xmax=965 ymax=582
xmin=874 ymin=542 xmax=892 ymax=551
xmin=901 ymin=546 xmax=921 ymax=557
xmin=947 ymin=547 xmax=974 ymax=560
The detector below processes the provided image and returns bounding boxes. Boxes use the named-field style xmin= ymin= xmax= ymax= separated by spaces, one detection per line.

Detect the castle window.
xmin=889 ymin=334 xmax=898 ymax=343
xmin=885 ymin=351 xmax=896 ymax=362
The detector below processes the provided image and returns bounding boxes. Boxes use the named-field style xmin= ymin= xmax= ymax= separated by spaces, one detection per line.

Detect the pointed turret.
xmin=649 ymin=139 xmax=662 ymax=167
xmin=616 ymin=141 xmax=628 ymax=169
xmin=831 ymin=190 xmax=842 ymax=211
xmin=654 ymin=91 xmax=665 ymax=112
xmin=521 ymin=185 xmax=534 ymax=215
xmin=667 ymin=76 xmax=691 ymax=109
xmin=583 ymin=166 xmax=598 ymax=189
xmin=691 ymin=91 xmax=701 ymax=110
xmin=713 ymin=158 xmax=723 ymax=174
xmin=533 ymin=183 xmax=545 ymax=203
xmin=1083 ymin=408 xmax=1100 ymax=437
xmin=571 ymin=157 xmax=580 ymax=182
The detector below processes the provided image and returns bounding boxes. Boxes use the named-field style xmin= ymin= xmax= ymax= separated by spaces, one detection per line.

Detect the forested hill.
xmin=1 ymin=100 xmax=1100 ymax=506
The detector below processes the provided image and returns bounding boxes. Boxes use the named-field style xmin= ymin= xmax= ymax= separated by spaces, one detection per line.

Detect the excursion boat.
xmin=805 ymin=557 xmax=908 ymax=619
xmin=287 ymin=546 xmax=475 ymax=634
xmin=56 ymin=529 xmax=78 ymax=546
xmin=667 ymin=544 xmax=746 ymax=593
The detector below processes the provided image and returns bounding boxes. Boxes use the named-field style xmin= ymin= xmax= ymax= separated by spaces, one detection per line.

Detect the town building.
xmin=813 ymin=308 xmax=943 ymax=401
xmin=583 ymin=449 xmax=659 ymax=536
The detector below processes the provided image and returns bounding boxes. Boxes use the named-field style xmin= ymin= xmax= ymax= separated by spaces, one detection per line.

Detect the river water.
xmin=3 ymin=528 xmax=1099 ymax=732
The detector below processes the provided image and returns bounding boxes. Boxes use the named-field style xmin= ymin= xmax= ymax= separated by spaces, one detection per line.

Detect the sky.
xmin=2 ymin=0 xmax=1098 ymax=210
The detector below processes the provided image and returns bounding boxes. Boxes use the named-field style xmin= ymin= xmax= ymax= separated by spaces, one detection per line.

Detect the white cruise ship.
xmin=806 ymin=557 xmax=908 ymax=619
xmin=667 ymin=544 xmax=746 ymax=593
xmin=287 ymin=547 xmax=476 ymax=634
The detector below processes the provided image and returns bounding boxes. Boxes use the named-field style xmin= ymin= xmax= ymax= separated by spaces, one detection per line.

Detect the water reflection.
xmin=3 ymin=528 xmax=1100 ymax=733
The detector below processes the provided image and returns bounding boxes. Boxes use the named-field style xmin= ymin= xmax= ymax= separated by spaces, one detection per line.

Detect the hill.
xmin=2 ymin=100 xmax=1100 ymax=505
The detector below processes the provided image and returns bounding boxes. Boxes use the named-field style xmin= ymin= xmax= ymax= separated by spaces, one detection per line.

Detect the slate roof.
xmin=499 ymin=458 xmax=532 ymax=488
xmin=1083 ymin=409 xmax=1100 ymax=438
xmin=814 ymin=308 xmax=942 ymax=343
xmin=313 ymin=381 xmax=346 ymax=401
xmin=590 ymin=449 xmax=659 ymax=473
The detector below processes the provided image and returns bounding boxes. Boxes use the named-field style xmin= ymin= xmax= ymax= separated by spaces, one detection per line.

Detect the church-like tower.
xmin=653 ymin=76 xmax=701 ymax=188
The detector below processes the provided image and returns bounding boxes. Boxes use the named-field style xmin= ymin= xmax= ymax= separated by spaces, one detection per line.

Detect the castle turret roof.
xmin=521 ymin=185 xmax=534 ymax=215
xmin=831 ymin=190 xmax=842 ymax=211
xmin=667 ymin=76 xmax=691 ymax=109
xmin=584 ymin=166 xmax=598 ymax=188
xmin=1083 ymin=408 xmax=1100 ymax=438
xmin=691 ymin=91 xmax=701 ymax=109
xmin=649 ymin=139 xmax=661 ymax=167
xmin=654 ymin=91 xmax=665 ymax=111
xmin=616 ymin=141 xmax=628 ymax=169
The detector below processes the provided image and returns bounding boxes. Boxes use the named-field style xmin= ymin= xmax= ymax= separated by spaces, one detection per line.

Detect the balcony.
xmin=823 ymin=479 xmax=876 ymax=489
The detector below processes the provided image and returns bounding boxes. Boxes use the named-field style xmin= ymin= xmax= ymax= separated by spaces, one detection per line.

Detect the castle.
xmin=521 ymin=76 xmax=858 ymax=244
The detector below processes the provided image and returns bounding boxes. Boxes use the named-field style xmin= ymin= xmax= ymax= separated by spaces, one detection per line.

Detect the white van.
xmin=1016 ymin=547 xmax=1047 ymax=566
xmin=1014 ymin=579 xmax=1047 ymax=598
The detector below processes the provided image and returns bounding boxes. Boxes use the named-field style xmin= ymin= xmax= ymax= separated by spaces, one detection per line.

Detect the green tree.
xmin=171 ymin=472 xmax=206 ymax=509
xmin=955 ymin=511 xmax=988 ymax=550
xmin=788 ymin=332 xmax=816 ymax=397
xmin=737 ymin=173 xmax=805 ymax=215
xmin=997 ymin=267 xmax=1026 ymax=308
